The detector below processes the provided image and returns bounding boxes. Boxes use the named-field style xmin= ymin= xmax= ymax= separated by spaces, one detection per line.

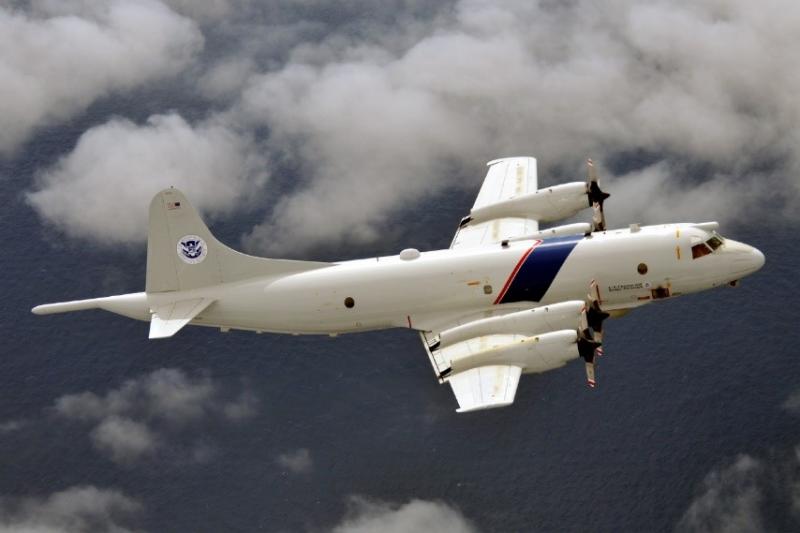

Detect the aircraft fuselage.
xmin=141 ymin=222 xmax=763 ymax=335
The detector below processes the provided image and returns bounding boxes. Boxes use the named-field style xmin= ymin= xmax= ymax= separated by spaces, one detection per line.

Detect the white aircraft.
xmin=33 ymin=157 xmax=764 ymax=412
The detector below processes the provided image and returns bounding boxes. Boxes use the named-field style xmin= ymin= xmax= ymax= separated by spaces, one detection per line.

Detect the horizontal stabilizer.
xmin=149 ymin=298 xmax=214 ymax=339
xmin=32 ymin=293 xmax=149 ymax=320
xmin=447 ymin=365 xmax=522 ymax=413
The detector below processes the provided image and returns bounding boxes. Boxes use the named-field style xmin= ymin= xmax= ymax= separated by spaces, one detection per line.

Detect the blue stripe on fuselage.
xmin=498 ymin=234 xmax=583 ymax=304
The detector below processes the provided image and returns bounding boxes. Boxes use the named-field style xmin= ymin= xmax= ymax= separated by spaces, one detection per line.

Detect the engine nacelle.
xmin=506 ymin=222 xmax=591 ymax=243
xmin=467 ymin=182 xmax=589 ymax=225
xmin=436 ymin=301 xmax=585 ymax=350
xmin=448 ymin=329 xmax=580 ymax=375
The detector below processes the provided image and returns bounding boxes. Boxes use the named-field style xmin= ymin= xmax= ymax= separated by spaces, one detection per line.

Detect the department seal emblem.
xmin=177 ymin=235 xmax=208 ymax=264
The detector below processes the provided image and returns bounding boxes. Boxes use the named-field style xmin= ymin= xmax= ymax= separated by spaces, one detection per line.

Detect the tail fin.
xmin=146 ymin=188 xmax=330 ymax=293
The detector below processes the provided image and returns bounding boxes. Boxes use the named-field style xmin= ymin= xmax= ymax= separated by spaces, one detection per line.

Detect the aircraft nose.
xmin=750 ymin=247 xmax=765 ymax=271
xmin=728 ymin=243 xmax=765 ymax=277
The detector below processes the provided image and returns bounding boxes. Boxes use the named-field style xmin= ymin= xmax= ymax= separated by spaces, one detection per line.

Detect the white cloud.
xmin=332 ymin=497 xmax=478 ymax=533
xmin=276 ymin=448 xmax=313 ymax=474
xmin=54 ymin=368 xmax=257 ymax=463
xmin=23 ymin=0 xmax=800 ymax=252
xmin=27 ymin=113 xmax=268 ymax=244
xmin=0 ymin=0 xmax=203 ymax=155
xmin=0 ymin=485 xmax=141 ymax=533
xmin=237 ymin=0 xmax=800 ymax=253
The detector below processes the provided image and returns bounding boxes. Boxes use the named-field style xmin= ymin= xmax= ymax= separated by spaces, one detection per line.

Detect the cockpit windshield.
xmin=691 ymin=233 xmax=725 ymax=259
xmin=692 ymin=243 xmax=712 ymax=259
xmin=706 ymin=235 xmax=724 ymax=250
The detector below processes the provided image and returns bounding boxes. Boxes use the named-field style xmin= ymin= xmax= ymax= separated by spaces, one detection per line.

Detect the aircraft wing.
xmin=420 ymin=302 xmax=599 ymax=413
xmin=451 ymin=157 xmax=539 ymax=249
xmin=447 ymin=365 xmax=522 ymax=413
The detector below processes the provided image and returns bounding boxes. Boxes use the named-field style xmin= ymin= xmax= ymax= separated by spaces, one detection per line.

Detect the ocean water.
xmin=0 ymin=116 xmax=797 ymax=532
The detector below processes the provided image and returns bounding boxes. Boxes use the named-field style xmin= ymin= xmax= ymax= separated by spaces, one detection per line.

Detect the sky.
xmin=1 ymin=1 xmax=799 ymax=532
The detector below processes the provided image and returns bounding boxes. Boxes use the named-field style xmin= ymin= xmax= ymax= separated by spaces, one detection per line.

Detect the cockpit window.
xmin=692 ymin=243 xmax=712 ymax=259
xmin=706 ymin=235 xmax=723 ymax=250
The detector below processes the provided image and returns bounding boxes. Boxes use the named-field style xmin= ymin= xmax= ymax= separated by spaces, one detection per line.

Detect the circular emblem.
xmin=177 ymin=235 xmax=208 ymax=264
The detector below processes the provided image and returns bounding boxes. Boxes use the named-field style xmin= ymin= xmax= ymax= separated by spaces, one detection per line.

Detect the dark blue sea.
xmin=0 ymin=105 xmax=798 ymax=532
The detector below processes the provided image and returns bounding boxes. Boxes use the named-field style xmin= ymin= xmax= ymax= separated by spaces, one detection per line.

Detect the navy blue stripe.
xmin=499 ymin=235 xmax=582 ymax=304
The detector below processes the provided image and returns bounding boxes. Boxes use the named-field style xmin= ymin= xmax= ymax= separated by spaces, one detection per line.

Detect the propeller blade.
xmin=585 ymin=361 xmax=596 ymax=388
xmin=577 ymin=336 xmax=601 ymax=388
xmin=586 ymin=279 xmax=610 ymax=355
xmin=592 ymin=202 xmax=605 ymax=232
xmin=586 ymin=159 xmax=610 ymax=232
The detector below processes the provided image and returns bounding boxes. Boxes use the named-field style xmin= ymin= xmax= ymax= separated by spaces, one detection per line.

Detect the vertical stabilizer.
xmin=146 ymin=188 xmax=329 ymax=293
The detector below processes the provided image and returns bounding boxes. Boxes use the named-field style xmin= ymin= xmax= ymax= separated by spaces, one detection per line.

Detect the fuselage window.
xmin=637 ymin=263 xmax=648 ymax=275
xmin=692 ymin=243 xmax=712 ymax=259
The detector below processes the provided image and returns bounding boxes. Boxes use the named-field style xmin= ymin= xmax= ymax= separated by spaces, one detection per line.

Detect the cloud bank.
xmin=237 ymin=0 xmax=800 ymax=253
xmin=332 ymin=497 xmax=478 ymax=533
xmin=0 ymin=485 xmax=141 ymax=533
xmin=54 ymin=367 xmax=258 ymax=464
xmin=20 ymin=0 xmax=800 ymax=253
xmin=0 ymin=0 xmax=202 ymax=155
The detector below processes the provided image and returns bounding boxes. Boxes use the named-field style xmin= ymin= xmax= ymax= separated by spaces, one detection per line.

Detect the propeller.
xmin=586 ymin=159 xmax=610 ymax=232
xmin=578 ymin=280 xmax=611 ymax=387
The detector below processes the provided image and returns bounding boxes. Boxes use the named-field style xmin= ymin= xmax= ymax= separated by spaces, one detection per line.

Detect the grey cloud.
xmin=54 ymin=368 xmax=258 ymax=464
xmin=28 ymin=113 xmax=268 ymax=244
xmin=90 ymin=416 xmax=159 ymax=464
xmin=0 ymin=420 xmax=24 ymax=433
xmin=0 ymin=0 xmax=203 ymax=155
xmin=160 ymin=0 xmax=238 ymax=22
xmin=198 ymin=57 xmax=257 ymax=100
xmin=223 ymin=390 xmax=260 ymax=421
xmin=676 ymin=446 xmax=800 ymax=533
xmin=677 ymin=454 xmax=764 ymax=533
xmin=782 ymin=390 xmax=800 ymax=415
xmin=332 ymin=497 xmax=478 ymax=533
xmin=0 ymin=485 xmax=141 ymax=533
xmin=602 ymin=161 xmax=776 ymax=229
xmin=276 ymin=448 xmax=313 ymax=474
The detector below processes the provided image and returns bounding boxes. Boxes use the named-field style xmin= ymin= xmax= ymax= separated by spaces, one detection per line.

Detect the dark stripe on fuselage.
xmin=498 ymin=234 xmax=583 ymax=304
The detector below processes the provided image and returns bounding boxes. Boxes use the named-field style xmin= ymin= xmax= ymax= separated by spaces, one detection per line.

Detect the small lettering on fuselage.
xmin=608 ymin=282 xmax=643 ymax=292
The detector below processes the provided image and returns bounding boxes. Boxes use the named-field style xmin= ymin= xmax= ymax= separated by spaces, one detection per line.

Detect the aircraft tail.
xmin=146 ymin=188 xmax=330 ymax=293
